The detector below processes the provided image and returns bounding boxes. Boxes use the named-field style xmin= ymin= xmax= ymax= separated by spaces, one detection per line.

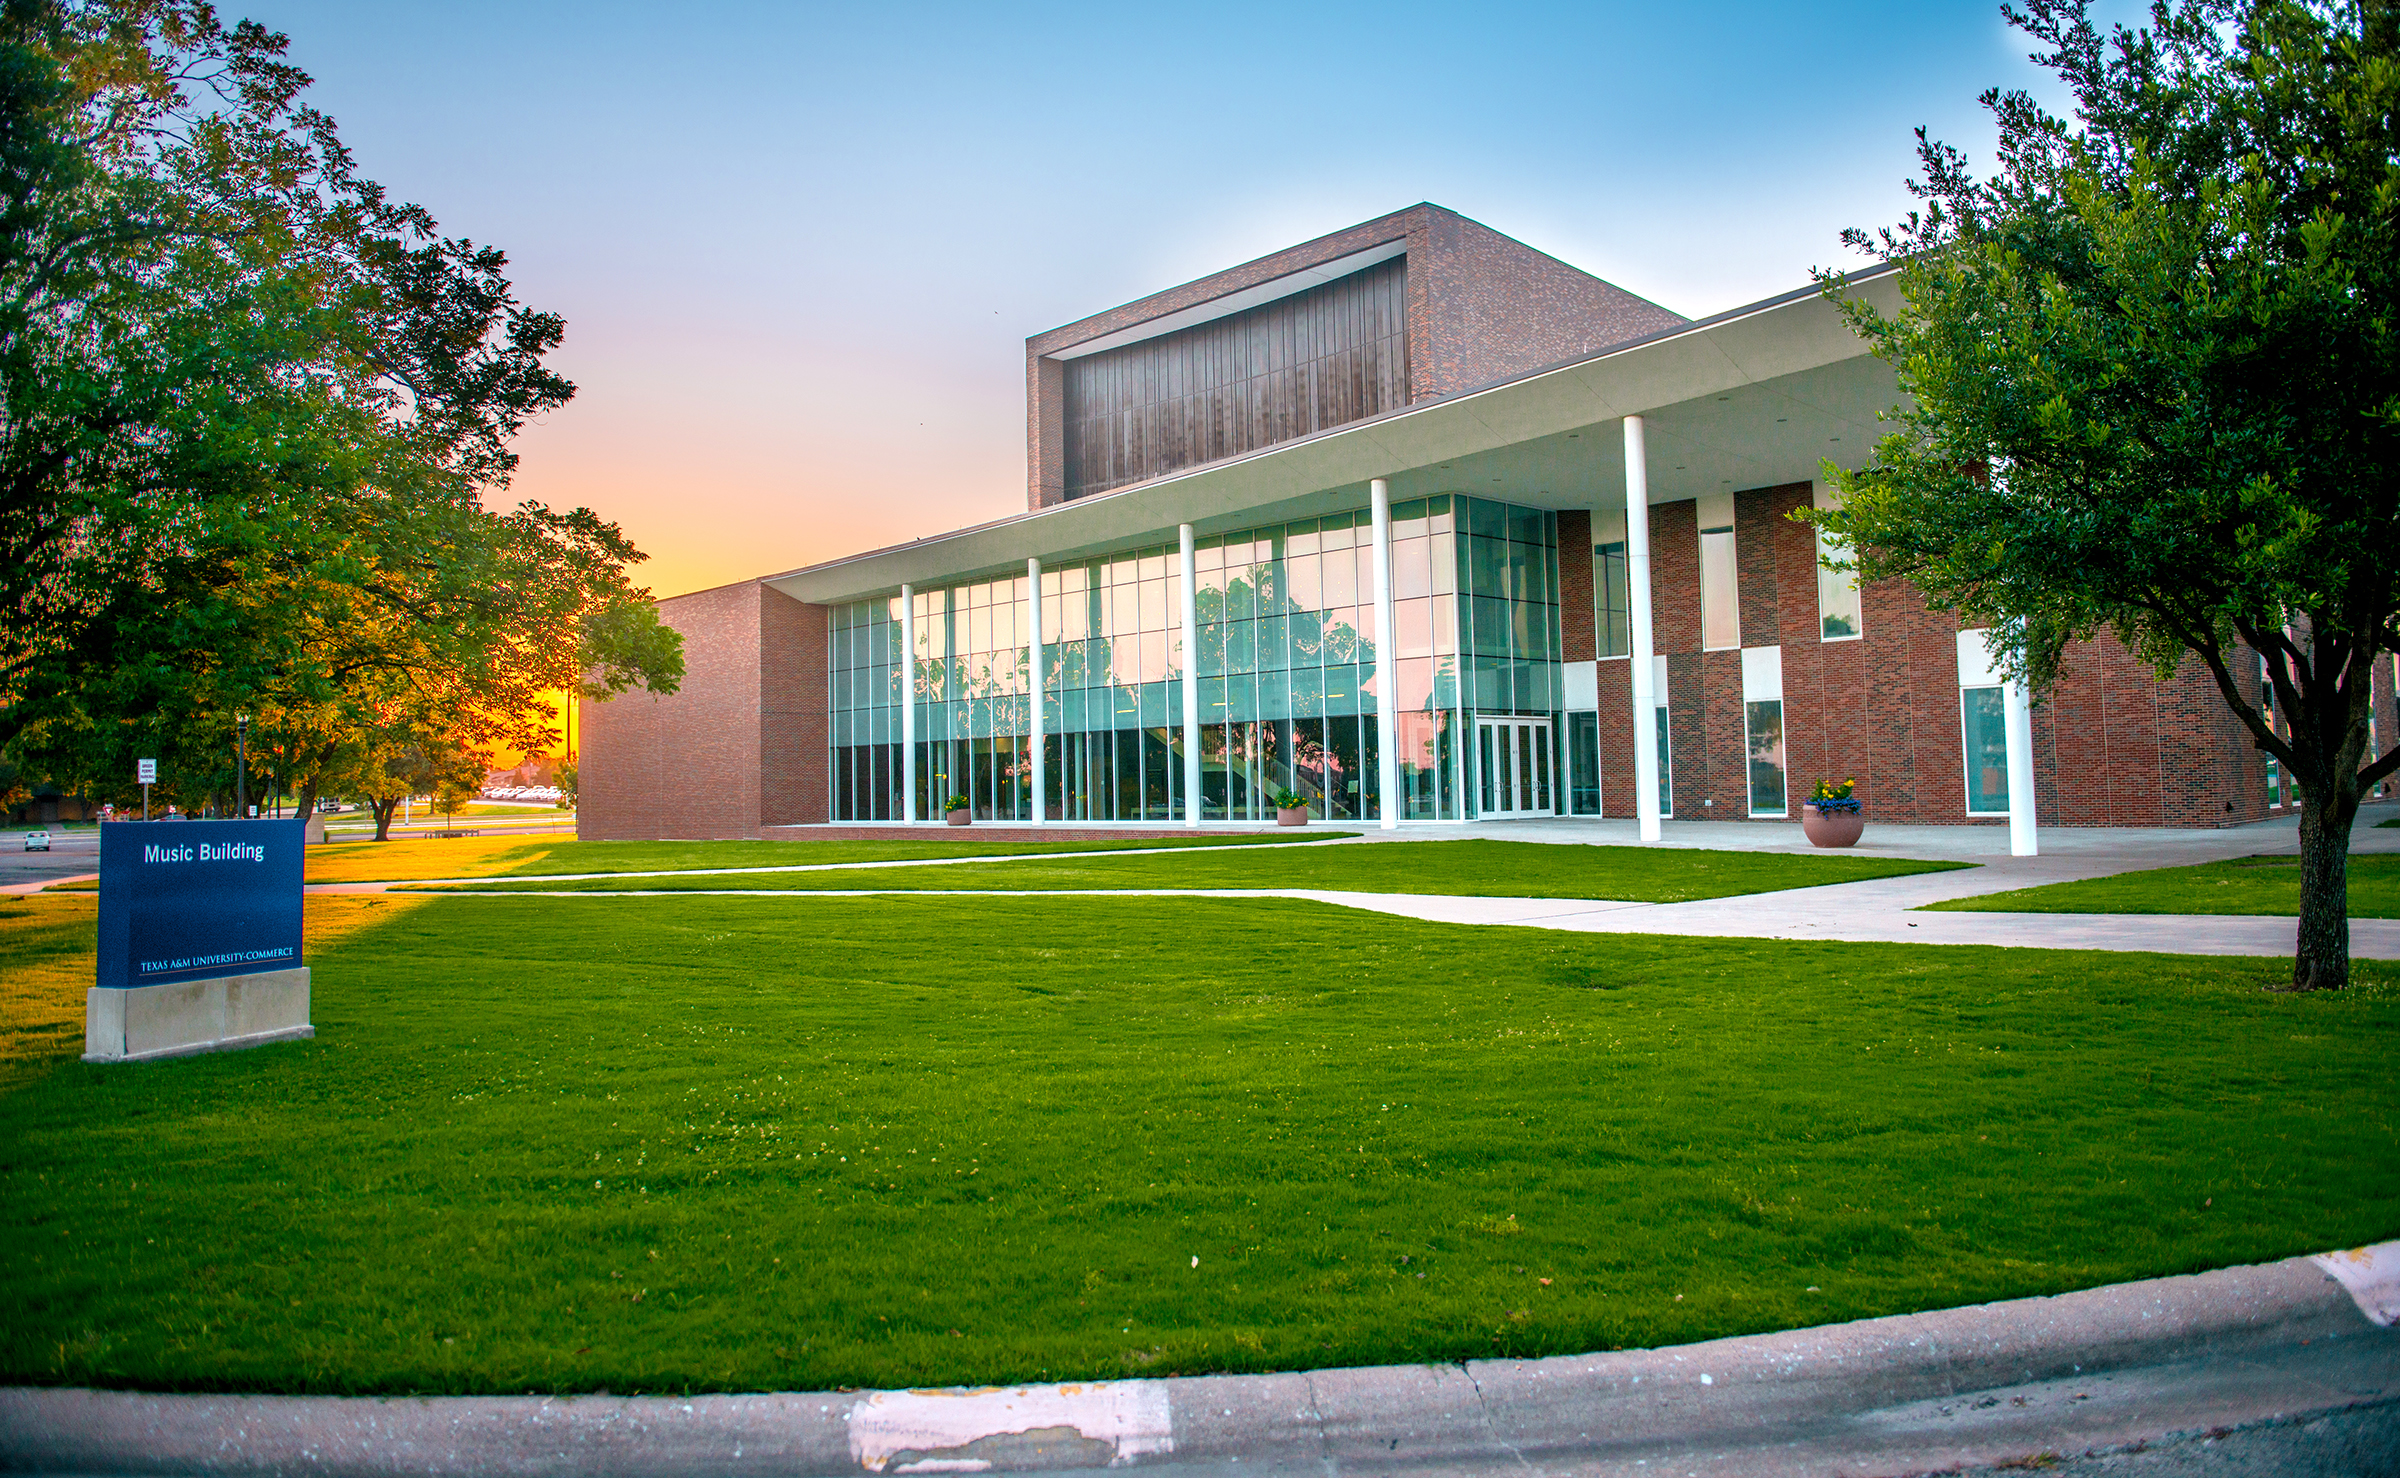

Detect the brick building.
xmin=582 ymin=204 xmax=2398 ymax=841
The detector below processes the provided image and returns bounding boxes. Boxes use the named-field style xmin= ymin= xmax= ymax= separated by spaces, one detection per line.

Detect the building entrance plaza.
xmin=580 ymin=204 xmax=2398 ymax=844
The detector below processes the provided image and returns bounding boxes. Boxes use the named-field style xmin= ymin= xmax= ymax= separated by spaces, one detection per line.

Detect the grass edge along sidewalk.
xmin=399 ymin=839 xmax=1972 ymax=903
xmin=1925 ymin=852 xmax=2400 ymax=918
xmin=42 ymin=831 xmax=1363 ymax=891
xmin=2 ymin=888 xmax=2390 ymax=1396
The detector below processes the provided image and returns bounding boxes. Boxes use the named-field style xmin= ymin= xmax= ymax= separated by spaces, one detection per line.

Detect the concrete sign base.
xmin=83 ymin=967 xmax=313 ymax=1063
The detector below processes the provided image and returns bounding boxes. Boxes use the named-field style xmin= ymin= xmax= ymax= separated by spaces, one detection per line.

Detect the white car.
xmin=23 ymin=830 xmax=50 ymax=852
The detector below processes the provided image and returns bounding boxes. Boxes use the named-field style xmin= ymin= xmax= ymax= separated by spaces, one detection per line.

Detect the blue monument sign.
xmin=87 ymin=818 xmax=312 ymax=1062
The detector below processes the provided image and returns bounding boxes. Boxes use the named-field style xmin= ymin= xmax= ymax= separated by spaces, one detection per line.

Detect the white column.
xmin=1027 ymin=557 xmax=1046 ymax=827
xmin=1370 ymin=477 xmax=1401 ymax=830
xmin=900 ymin=584 xmax=917 ymax=823
xmin=1180 ymin=523 xmax=1202 ymax=827
xmin=1625 ymin=417 xmax=1662 ymax=842
xmin=2004 ymin=649 xmax=2039 ymax=857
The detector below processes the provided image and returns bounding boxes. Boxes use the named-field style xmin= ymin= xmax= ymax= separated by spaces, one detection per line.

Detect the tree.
xmin=321 ymin=718 xmax=485 ymax=843
xmin=429 ymin=771 xmax=475 ymax=827
xmin=0 ymin=1 xmax=681 ymax=812
xmin=1814 ymin=0 xmax=2399 ymax=989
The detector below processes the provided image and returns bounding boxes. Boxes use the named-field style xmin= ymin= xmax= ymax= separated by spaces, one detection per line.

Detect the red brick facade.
xmin=1556 ymin=509 xmax=1595 ymax=662
xmin=1587 ymin=481 xmax=2273 ymax=826
xmin=580 ymin=581 xmax=828 ymax=840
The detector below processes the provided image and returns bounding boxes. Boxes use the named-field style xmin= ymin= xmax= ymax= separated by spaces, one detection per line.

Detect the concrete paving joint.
xmin=2 ymin=1244 xmax=2394 ymax=1477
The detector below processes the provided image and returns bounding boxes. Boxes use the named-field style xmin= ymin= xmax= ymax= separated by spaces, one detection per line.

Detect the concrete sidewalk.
xmin=1297 ymin=862 xmax=2400 ymax=957
xmin=6 ymin=1245 xmax=2393 ymax=1477
xmin=423 ymin=879 xmax=2400 ymax=959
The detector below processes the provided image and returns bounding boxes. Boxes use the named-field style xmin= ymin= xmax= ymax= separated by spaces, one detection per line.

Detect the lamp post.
xmin=235 ymin=714 xmax=249 ymax=818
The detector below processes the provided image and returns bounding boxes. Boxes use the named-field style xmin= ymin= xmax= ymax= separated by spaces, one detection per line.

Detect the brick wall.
xmin=1598 ymin=671 xmax=1635 ymax=818
xmin=1649 ymin=500 xmax=1702 ymax=816
xmin=1575 ymin=479 xmax=2266 ymax=828
xmin=1888 ymin=575 xmax=1972 ymax=822
xmin=1557 ymin=509 xmax=1594 ymax=663
xmin=2039 ymin=635 xmax=2255 ymax=827
xmin=759 ymin=588 xmax=829 ymax=826
xmin=580 ymin=581 xmax=831 ymax=840
xmin=1407 ymin=210 xmax=1684 ymax=400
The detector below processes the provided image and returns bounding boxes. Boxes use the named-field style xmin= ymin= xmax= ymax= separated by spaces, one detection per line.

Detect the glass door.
xmin=1475 ymin=717 xmax=1555 ymax=818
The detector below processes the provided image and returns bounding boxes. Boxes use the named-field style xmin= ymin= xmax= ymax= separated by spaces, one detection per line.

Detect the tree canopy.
xmin=1816 ymin=0 xmax=2398 ymax=987
xmin=0 ymin=0 xmax=681 ymax=817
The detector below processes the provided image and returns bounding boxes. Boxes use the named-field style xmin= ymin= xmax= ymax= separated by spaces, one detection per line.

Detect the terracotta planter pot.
xmin=1276 ymin=806 xmax=1308 ymax=828
xmin=1801 ymin=802 xmax=1863 ymax=848
xmin=945 ymin=810 xmax=971 ymax=827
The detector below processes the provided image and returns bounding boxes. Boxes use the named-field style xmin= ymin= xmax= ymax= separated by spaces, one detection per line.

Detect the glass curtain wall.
xmin=1195 ymin=513 xmax=1378 ymax=820
xmin=828 ymin=599 xmax=906 ymax=820
xmin=1455 ymin=499 xmax=1562 ymax=817
xmin=827 ymin=495 xmax=1563 ymax=823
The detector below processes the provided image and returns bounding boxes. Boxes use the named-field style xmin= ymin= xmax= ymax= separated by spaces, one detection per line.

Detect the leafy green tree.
xmin=430 ymin=773 xmax=476 ymax=827
xmin=1815 ymin=0 xmax=2399 ymax=989
xmin=321 ymin=718 xmax=485 ymax=843
xmin=0 ymin=0 xmax=680 ymax=813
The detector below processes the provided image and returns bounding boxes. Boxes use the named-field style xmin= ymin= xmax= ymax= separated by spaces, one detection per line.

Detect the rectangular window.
xmin=1568 ymin=711 xmax=1601 ymax=815
xmin=1745 ymin=699 xmax=1787 ymax=816
xmin=1655 ymin=705 xmax=1674 ymax=817
xmin=1811 ymin=482 xmax=1860 ymax=640
xmin=1817 ymin=529 xmax=1861 ymax=640
xmin=1962 ymin=686 xmax=2010 ymax=815
xmin=1595 ymin=542 xmax=1630 ymax=658
xmin=2261 ymin=654 xmax=2284 ymax=806
xmin=1700 ymin=526 xmax=1739 ymax=650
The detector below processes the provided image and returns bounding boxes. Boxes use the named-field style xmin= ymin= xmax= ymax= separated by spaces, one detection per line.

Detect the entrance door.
xmin=1476 ymin=717 xmax=1555 ymax=818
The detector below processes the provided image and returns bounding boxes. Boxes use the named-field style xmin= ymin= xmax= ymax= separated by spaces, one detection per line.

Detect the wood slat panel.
xmin=1062 ymin=256 xmax=1408 ymax=501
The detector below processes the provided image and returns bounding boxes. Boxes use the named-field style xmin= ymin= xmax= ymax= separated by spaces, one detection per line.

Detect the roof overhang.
xmin=765 ymin=267 xmax=1904 ymax=607
xmin=1046 ymin=238 xmax=1409 ymax=361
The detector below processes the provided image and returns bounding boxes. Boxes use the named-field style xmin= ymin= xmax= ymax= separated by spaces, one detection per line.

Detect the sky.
xmin=244 ymin=1 xmax=2125 ymax=602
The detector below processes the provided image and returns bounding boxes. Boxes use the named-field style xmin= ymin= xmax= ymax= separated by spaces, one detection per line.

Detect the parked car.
xmin=23 ymin=830 xmax=49 ymax=852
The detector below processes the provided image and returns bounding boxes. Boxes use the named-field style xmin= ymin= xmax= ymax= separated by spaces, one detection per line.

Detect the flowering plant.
xmin=1270 ymin=788 xmax=1308 ymax=811
xmin=942 ymin=794 xmax=971 ymax=813
xmin=1808 ymin=777 xmax=1860 ymax=813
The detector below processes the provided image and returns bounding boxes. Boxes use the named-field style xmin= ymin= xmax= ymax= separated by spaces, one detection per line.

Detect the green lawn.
xmin=311 ymin=831 xmax=1356 ymax=882
xmin=3 ymin=891 xmax=2391 ymax=1396
xmin=413 ymin=839 xmax=1969 ymax=902
xmin=1925 ymin=853 xmax=2400 ymax=917
xmin=42 ymin=831 xmax=1358 ymax=890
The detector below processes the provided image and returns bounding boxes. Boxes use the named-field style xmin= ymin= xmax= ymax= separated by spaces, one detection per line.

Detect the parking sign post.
xmin=137 ymin=758 xmax=156 ymax=821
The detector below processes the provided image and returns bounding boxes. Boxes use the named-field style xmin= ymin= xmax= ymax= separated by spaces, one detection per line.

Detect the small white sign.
xmin=137 ymin=758 xmax=157 ymax=785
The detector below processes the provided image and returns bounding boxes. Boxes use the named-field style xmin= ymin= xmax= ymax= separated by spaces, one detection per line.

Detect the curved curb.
xmin=4 ymin=1247 xmax=2395 ymax=1477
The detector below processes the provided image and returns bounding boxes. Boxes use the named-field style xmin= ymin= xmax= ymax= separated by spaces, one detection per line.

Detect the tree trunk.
xmin=372 ymin=797 xmax=399 ymax=842
xmin=2291 ymin=785 xmax=2355 ymax=991
xmin=290 ymin=744 xmax=337 ymax=825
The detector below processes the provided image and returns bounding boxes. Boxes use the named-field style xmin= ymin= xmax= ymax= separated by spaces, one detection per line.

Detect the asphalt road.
xmin=0 ymin=828 xmax=98 ymax=887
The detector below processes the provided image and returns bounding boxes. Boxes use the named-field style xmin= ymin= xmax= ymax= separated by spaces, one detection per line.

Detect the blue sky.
xmin=245 ymin=1 xmax=2124 ymax=595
